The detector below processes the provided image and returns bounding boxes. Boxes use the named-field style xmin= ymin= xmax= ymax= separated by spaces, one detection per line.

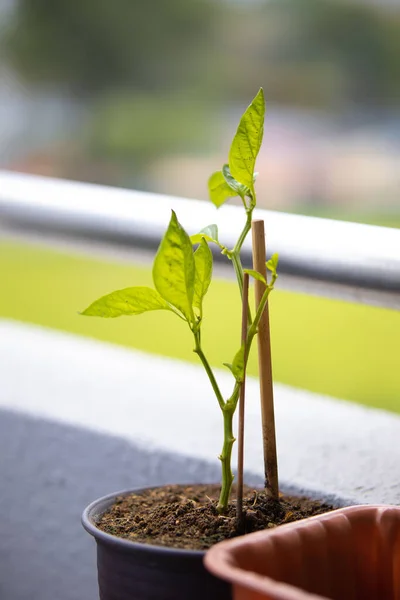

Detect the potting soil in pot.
xmin=95 ymin=484 xmax=334 ymax=550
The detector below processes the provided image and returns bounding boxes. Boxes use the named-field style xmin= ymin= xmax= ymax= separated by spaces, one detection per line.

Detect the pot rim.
xmin=82 ymin=486 xmax=208 ymax=557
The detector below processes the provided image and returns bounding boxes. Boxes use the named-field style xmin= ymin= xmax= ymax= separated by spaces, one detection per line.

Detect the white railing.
xmin=1 ymin=170 xmax=399 ymax=309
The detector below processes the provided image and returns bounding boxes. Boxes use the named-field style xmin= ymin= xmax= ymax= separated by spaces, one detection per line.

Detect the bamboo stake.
xmin=251 ymin=220 xmax=279 ymax=500
xmin=236 ymin=272 xmax=249 ymax=525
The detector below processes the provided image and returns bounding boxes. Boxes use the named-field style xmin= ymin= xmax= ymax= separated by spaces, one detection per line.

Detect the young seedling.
xmin=81 ymin=88 xmax=279 ymax=513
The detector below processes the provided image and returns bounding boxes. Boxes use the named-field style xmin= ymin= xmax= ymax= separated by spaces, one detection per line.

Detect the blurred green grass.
xmin=2 ymin=239 xmax=399 ymax=413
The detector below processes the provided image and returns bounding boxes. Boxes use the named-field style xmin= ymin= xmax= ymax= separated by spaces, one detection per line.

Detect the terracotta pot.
xmin=204 ymin=505 xmax=400 ymax=600
xmin=82 ymin=488 xmax=231 ymax=600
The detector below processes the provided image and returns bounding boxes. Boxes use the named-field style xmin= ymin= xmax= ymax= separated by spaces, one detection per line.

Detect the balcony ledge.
xmin=2 ymin=318 xmax=399 ymax=505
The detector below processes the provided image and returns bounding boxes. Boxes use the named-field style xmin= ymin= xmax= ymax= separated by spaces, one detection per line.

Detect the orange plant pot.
xmin=204 ymin=505 xmax=400 ymax=600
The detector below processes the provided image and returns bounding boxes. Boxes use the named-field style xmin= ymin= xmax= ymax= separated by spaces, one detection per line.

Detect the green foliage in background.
xmin=297 ymin=0 xmax=400 ymax=108
xmin=4 ymin=0 xmax=216 ymax=94
xmin=1 ymin=239 xmax=399 ymax=414
xmin=223 ymin=0 xmax=400 ymax=109
xmin=3 ymin=0 xmax=399 ymax=197
xmin=4 ymin=0 xmax=399 ymax=109
xmin=87 ymin=92 xmax=217 ymax=163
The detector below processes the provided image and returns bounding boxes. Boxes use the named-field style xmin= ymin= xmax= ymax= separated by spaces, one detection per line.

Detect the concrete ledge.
xmin=1 ymin=318 xmax=400 ymax=599
xmin=2 ymin=318 xmax=399 ymax=504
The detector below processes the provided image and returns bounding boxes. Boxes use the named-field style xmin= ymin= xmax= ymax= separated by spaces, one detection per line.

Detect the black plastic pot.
xmin=82 ymin=488 xmax=232 ymax=600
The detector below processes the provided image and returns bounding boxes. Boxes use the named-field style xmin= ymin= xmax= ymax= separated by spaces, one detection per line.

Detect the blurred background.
xmin=1 ymin=0 xmax=399 ymax=224
xmin=1 ymin=0 xmax=399 ymax=411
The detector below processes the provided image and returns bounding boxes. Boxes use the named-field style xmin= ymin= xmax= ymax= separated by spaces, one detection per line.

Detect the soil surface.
xmin=96 ymin=484 xmax=335 ymax=550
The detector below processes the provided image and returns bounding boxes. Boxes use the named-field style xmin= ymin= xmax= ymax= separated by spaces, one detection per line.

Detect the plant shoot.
xmin=82 ymin=89 xmax=278 ymax=512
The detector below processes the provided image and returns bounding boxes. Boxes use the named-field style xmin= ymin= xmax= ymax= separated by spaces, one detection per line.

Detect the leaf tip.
xmin=80 ymin=306 xmax=96 ymax=317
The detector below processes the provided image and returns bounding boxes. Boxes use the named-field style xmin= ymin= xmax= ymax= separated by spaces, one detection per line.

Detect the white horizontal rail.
xmin=0 ymin=170 xmax=399 ymax=309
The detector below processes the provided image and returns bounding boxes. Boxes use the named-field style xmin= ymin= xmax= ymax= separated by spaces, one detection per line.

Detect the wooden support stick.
xmin=236 ymin=272 xmax=249 ymax=524
xmin=251 ymin=220 xmax=279 ymax=500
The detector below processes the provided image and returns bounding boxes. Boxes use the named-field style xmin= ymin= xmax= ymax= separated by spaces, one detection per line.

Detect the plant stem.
xmin=233 ymin=209 xmax=253 ymax=255
xmin=217 ymin=406 xmax=235 ymax=512
xmin=193 ymin=326 xmax=240 ymax=513
xmin=193 ymin=330 xmax=225 ymax=411
xmin=245 ymin=275 xmax=277 ymax=363
xmin=192 ymin=190 xmax=276 ymax=514
xmin=215 ymin=276 xmax=277 ymax=512
xmin=231 ymin=208 xmax=254 ymax=325
xmin=231 ymin=252 xmax=244 ymax=298
xmin=236 ymin=273 xmax=250 ymax=524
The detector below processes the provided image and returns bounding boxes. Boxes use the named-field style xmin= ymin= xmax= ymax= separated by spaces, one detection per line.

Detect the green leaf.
xmin=243 ymin=268 xmax=267 ymax=285
xmin=266 ymin=253 xmax=279 ymax=275
xmin=223 ymin=362 xmax=233 ymax=373
xmin=193 ymin=238 xmax=213 ymax=311
xmin=81 ymin=286 xmax=171 ymax=318
xmin=153 ymin=210 xmax=195 ymax=322
xmin=231 ymin=343 xmax=246 ymax=383
xmin=228 ymin=88 xmax=265 ymax=189
xmin=191 ymin=224 xmax=219 ymax=246
xmin=201 ymin=224 xmax=219 ymax=242
xmin=208 ymin=171 xmax=234 ymax=208
xmin=222 ymin=164 xmax=250 ymax=198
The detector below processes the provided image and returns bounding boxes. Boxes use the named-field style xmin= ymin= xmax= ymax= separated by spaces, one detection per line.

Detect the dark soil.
xmin=96 ymin=484 xmax=335 ymax=550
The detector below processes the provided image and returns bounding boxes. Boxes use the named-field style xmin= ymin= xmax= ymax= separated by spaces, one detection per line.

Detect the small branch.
xmin=231 ymin=209 xmax=254 ymax=325
xmin=231 ymin=253 xmax=252 ymax=326
xmin=251 ymin=220 xmax=279 ymax=501
xmin=236 ymin=273 xmax=249 ymax=525
xmin=239 ymin=193 xmax=247 ymax=210
xmin=193 ymin=331 xmax=225 ymax=411
xmin=231 ymin=252 xmax=244 ymax=298
xmin=234 ymin=209 xmax=253 ymax=255
xmin=248 ymin=276 xmax=276 ymax=339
